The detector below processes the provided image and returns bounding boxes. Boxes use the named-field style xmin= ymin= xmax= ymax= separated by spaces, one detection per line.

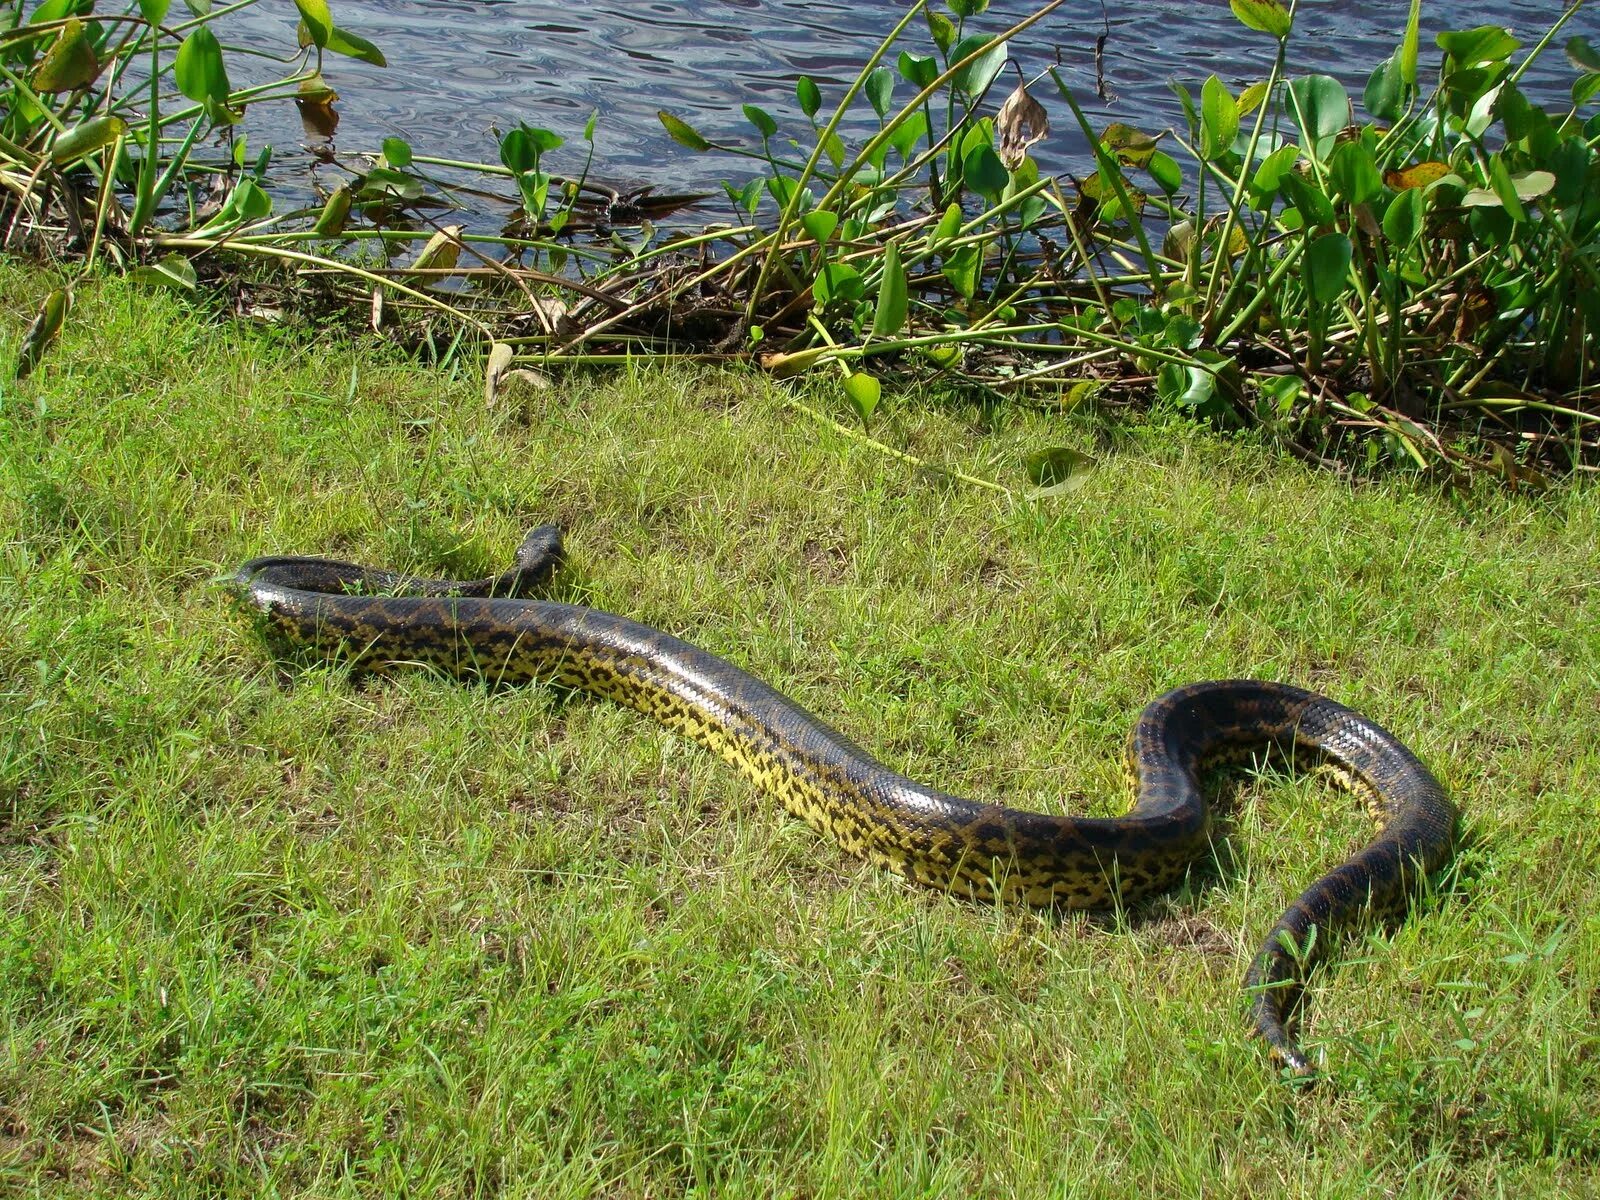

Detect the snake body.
xmin=232 ymin=525 xmax=1459 ymax=1074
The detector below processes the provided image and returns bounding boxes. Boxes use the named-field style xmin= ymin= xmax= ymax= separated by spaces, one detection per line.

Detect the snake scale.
xmin=232 ymin=525 xmax=1459 ymax=1074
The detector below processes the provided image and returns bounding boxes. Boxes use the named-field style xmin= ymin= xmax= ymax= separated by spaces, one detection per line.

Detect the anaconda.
xmin=231 ymin=525 xmax=1459 ymax=1074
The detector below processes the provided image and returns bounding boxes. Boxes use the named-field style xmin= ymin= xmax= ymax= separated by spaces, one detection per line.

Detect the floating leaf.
xmin=382 ymin=136 xmax=412 ymax=169
xmin=995 ymin=82 xmax=1049 ymax=168
xmin=15 ymin=287 xmax=71 ymax=380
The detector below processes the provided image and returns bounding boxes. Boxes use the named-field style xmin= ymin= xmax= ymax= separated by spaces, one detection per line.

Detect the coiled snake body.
xmin=232 ymin=526 xmax=1458 ymax=1074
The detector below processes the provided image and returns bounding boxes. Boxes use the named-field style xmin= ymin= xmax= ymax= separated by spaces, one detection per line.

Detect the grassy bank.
xmin=1 ymin=262 xmax=1597 ymax=1197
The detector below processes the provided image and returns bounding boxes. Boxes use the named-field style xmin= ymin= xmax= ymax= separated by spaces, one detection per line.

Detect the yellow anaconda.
xmin=231 ymin=525 xmax=1459 ymax=1074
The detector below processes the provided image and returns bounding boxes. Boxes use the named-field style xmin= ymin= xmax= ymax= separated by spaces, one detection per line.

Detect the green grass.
xmin=1 ymin=261 xmax=1597 ymax=1197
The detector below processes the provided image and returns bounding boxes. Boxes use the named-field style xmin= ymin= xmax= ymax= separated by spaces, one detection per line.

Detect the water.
xmin=222 ymin=0 xmax=1582 ymax=215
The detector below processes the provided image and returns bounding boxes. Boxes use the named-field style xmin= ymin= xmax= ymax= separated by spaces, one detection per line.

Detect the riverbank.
xmin=2 ymin=262 xmax=1597 ymax=1195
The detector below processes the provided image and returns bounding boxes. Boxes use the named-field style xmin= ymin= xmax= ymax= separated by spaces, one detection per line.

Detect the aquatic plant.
xmin=3 ymin=0 xmax=1596 ymax=484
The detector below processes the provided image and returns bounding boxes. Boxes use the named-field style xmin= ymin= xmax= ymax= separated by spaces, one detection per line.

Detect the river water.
xmin=223 ymin=0 xmax=1581 ymax=212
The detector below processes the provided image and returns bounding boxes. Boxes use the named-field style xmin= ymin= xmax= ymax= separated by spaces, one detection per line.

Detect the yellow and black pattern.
xmin=231 ymin=525 xmax=1459 ymax=1074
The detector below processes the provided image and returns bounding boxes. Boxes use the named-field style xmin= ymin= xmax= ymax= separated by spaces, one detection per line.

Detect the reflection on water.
xmin=223 ymin=0 xmax=1576 ymax=210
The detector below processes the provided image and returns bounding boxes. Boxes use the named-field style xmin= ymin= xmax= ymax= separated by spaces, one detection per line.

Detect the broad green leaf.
xmin=1025 ymin=446 xmax=1097 ymax=489
xmin=31 ymin=19 xmax=100 ymax=92
xmin=1488 ymin=155 xmax=1528 ymax=221
xmin=742 ymin=104 xmax=777 ymax=139
xmin=1573 ymin=73 xmax=1600 ymax=109
xmin=889 ymin=111 xmax=929 ymax=158
xmin=657 ymin=110 xmax=710 ymax=151
xmin=898 ymin=51 xmax=937 ymax=89
xmin=14 ymin=287 xmax=71 ymax=381
xmin=175 ymin=27 xmax=229 ymax=104
xmin=933 ymin=202 xmax=963 ymax=244
xmin=313 ymin=184 xmax=352 ymax=235
xmin=871 ymin=241 xmax=908 ymax=338
xmin=1250 ymin=142 xmax=1300 ymax=202
xmin=1200 ymin=75 xmax=1239 ymax=161
xmin=925 ymin=9 xmax=956 ymax=54
xmin=1365 ymin=52 xmax=1403 ymax=121
xmin=866 ymin=68 xmax=894 ymax=119
xmin=50 ymin=115 xmax=126 ymax=164
xmin=1156 ymin=362 xmax=1217 ymax=412
xmin=382 ymin=136 xmax=412 ymax=168
xmin=138 ymin=0 xmax=172 ymax=22
xmin=1400 ymin=0 xmax=1422 ymax=86
xmin=1329 ymin=140 xmax=1381 ymax=205
xmin=1568 ymin=36 xmax=1600 ymax=73
xmin=1286 ymin=75 xmax=1348 ymax=161
xmin=963 ymin=141 xmax=1008 ymax=201
xmin=797 ymin=76 xmax=821 ymax=119
xmin=948 ymin=0 xmax=989 ymax=16
xmin=1238 ymin=80 xmax=1270 ymax=117
xmin=1436 ymin=26 xmax=1520 ymax=68
xmin=324 ymin=25 xmax=386 ymax=67
xmin=1100 ymin=122 xmax=1158 ymax=168
xmin=1305 ymin=232 xmax=1353 ymax=306
xmin=811 ymin=262 xmax=861 ymax=307
xmin=1229 ymin=0 xmax=1291 ymax=40
xmin=293 ymin=0 xmax=333 ymax=48
xmin=128 ymin=254 xmax=198 ymax=291
xmin=942 ymin=243 xmax=981 ymax=299
xmin=800 ymin=209 xmax=838 ymax=245
xmin=843 ymin=372 xmax=880 ymax=424
xmin=1147 ymin=150 xmax=1182 ymax=195
xmin=950 ymin=34 xmax=1006 ymax=97
xmin=1381 ymin=185 xmax=1424 ymax=246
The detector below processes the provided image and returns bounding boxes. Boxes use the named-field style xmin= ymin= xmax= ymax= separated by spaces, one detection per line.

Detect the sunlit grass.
xmin=1 ymin=262 xmax=1597 ymax=1196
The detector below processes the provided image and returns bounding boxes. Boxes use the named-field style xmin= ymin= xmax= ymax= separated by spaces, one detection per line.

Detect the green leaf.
xmin=1573 ymin=73 xmax=1600 ymax=110
xmin=933 ymin=202 xmax=963 ymax=244
xmin=1286 ymin=75 xmax=1348 ymax=162
xmin=1568 ymin=36 xmax=1600 ymax=73
xmin=1488 ymin=156 xmax=1529 ymax=222
xmin=889 ymin=111 xmax=929 ymax=159
xmin=1200 ymin=75 xmax=1239 ymax=161
xmin=963 ymin=142 xmax=1008 ymax=201
xmin=1400 ymin=0 xmax=1422 ymax=86
xmin=138 ymin=0 xmax=172 ymax=22
xmin=1305 ymin=232 xmax=1353 ymax=306
xmin=381 ymin=136 xmax=412 ymax=168
xmin=926 ymin=9 xmax=957 ymax=54
xmin=1381 ymin=185 xmax=1424 ymax=246
xmin=31 ymin=18 xmax=100 ymax=92
xmin=797 ymin=76 xmax=822 ymax=119
xmin=293 ymin=0 xmax=332 ymax=48
xmin=324 ymin=25 xmax=386 ymax=67
xmin=50 ymin=115 xmax=126 ymax=164
xmin=1436 ymin=26 xmax=1520 ymax=68
xmin=1156 ymin=362 xmax=1218 ymax=413
xmin=898 ymin=51 xmax=937 ymax=90
xmin=14 ymin=287 xmax=71 ymax=381
xmin=1228 ymin=0 xmax=1291 ymax=40
xmin=866 ymin=68 xmax=894 ymax=120
xmin=312 ymin=184 xmax=352 ymax=235
xmin=843 ymin=372 xmax=881 ymax=425
xmin=1147 ymin=150 xmax=1182 ymax=195
xmin=174 ymin=27 xmax=229 ymax=105
xmin=1365 ymin=52 xmax=1403 ymax=122
xmin=942 ymin=243 xmax=981 ymax=299
xmin=871 ymin=240 xmax=908 ymax=338
xmin=657 ymin=110 xmax=711 ymax=151
xmin=1249 ymin=142 xmax=1300 ymax=205
xmin=742 ymin=104 xmax=777 ymax=139
xmin=800 ymin=209 xmax=838 ymax=245
xmin=128 ymin=253 xmax=198 ymax=291
xmin=812 ymin=262 xmax=861 ymax=307
xmin=1329 ymin=140 xmax=1381 ymax=206
xmin=1025 ymin=446 xmax=1097 ymax=490
xmin=950 ymin=34 xmax=1007 ymax=97
xmin=948 ymin=0 xmax=988 ymax=16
